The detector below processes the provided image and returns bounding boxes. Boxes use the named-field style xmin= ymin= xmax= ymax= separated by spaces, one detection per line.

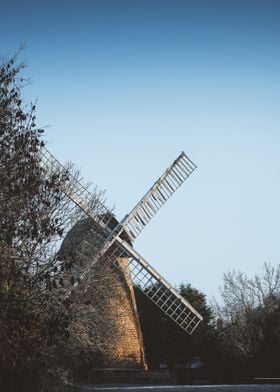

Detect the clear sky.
xmin=1 ymin=0 xmax=280 ymax=300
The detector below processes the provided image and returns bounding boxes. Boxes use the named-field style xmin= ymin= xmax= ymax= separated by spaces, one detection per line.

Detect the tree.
xmin=0 ymin=52 xmax=74 ymax=390
xmin=213 ymin=263 xmax=280 ymax=380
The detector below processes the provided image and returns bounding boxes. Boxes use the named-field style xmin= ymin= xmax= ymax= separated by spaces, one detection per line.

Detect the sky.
xmin=1 ymin=0 xmax=280 ymax=301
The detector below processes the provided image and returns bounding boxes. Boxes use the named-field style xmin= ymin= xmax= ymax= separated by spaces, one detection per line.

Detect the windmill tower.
xmin=40 ymin=148 xmax=203 ymax=369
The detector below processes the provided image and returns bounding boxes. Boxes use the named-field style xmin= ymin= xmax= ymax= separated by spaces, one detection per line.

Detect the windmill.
xmin=40 ymin=147 xmax=203 ymax=367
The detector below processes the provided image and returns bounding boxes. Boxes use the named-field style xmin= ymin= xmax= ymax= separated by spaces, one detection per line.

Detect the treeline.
xmin=135 ymin=264 xmax=280 ymax=383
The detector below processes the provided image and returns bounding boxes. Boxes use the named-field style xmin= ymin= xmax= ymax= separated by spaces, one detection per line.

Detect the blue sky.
xmin=1 ymin=0 xmax=280 ymax=300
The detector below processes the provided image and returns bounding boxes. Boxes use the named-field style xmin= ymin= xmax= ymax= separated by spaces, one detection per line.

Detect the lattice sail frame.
xmin=109 ymin=238 xmax=202 ymax=334
xmin=40 ymin=147 xmax=114 ymax=232
xmin=40 ymin=146 xmax=203 ymax=334
xmin=118 ymin=152 xmax=197 ymax=242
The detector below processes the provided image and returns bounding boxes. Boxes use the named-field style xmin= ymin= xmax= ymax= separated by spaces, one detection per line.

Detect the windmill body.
xmin=60 ymin=217 xmax=147 ymax=368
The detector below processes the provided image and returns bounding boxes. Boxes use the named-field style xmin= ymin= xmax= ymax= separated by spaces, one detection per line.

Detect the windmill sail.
xmin=75 ymin=232 xmax=203 ymax=334
xmin=106 ymin=237 xmax=202 ymax=334
xmin=39 ymin=147 xmax=114 ymax=231
xmin=118 ymin=152 xmax=197 ymax=242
